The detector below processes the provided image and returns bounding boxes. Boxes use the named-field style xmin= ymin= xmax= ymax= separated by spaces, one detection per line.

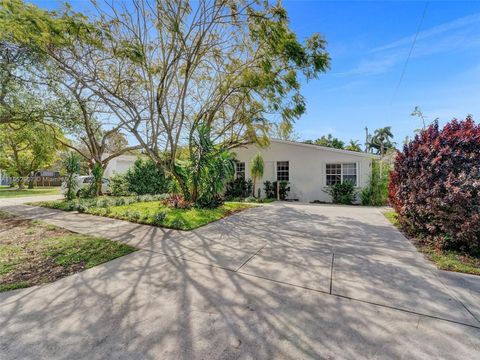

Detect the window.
xmin=235 ymin=162 xmax=245 ymax=180
xmin=326 ymin=164 xmax=341 ymax=186
xmin=326 ymin=163 xmax=357 ymax=186
xmin=277 ymin=161 xmax=289 ymax=181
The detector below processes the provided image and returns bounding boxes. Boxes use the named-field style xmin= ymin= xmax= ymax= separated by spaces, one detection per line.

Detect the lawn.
xmin=32 ymin=197 xmax=254 ymax=230
xmin=0 ymin=211 xmax=136 ymax=292
xmin=0 ymin=186 xmax=60 ymax=198
xmin=384 ymin=211 xmax=480 ymax=275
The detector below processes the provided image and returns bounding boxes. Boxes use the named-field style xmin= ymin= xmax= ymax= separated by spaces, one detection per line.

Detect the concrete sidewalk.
xmin=1 ymin=201 xmax=479 ymax=359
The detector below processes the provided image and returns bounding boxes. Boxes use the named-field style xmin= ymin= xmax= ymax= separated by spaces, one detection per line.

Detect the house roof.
xmin=269 ymin=139 xmax=381 ymax=159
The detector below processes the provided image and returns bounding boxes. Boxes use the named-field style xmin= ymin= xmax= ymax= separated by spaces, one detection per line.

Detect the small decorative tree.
xmin=63 ymin=153 xmax=80 ymax=200
xmin=250 ymin=153 xmax=264 ymax=197
xmin=388 ymin=117 xmax=480 ymax=254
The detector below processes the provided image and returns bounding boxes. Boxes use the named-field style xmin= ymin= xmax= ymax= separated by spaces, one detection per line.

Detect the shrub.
xmin=264 ymin=181 xmax=275 ymax=199
xmin=273 ymin=181 xmax=290 ymax=200
xmin=225 ymin=178 xmax=252 ymax=199
xmin=125 ymin=158 xmax=169 ymax=195
xmin=361 ymin=160 xmax=390 ymax=206
xmin=154 ymin=211 xmax=167 ymax=225
xmin=63 ymin=153 xmax=80 ymax=200
xmin=161 ymin=194 xmax=191 ymax=209
xmin=110 ymin=173 xmax=130 ymax=196
xmin=388 ymin=117 xmax=480 ymax=255
xmin=78 ymin=185 xmax=96 ymax=199
xmin=324 ymin=181 xmax=356 ymax=204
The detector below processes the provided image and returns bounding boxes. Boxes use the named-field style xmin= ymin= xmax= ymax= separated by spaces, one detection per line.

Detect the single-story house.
xmin=104 ymin=154 xmax=138 ymax=178
xmin=233 ymin=139 xmax=379 ymax=203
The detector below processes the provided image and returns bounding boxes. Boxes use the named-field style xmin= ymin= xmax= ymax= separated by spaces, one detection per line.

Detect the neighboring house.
xmin=103 ymin=154 xmax=138 ymax=178
xmin=233 ymin=139 xmax=379 ymax=203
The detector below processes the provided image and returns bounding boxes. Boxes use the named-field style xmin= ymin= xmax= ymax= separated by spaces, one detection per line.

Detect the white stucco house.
xmin=103 ymin=154 xmax=138 ymax=178
xmin=233 ymin=139 xmax=379 ymax=203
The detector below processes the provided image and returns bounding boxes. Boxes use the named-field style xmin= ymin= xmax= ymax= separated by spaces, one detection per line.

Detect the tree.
xmin=388 ymin=117 xmax=480 ymax=254
xmin=2 ymin=0 xmax=330 ymax=201
xmin=63 ymin=152 xmax=80 ymax=200
xmin=250 ymin=153 xmax=264 ymax=197
xmin=269 ymin=122 xmax=300 ymax=141
xmin=367 ymin=127 xmax=395 ymax=156
xmin=304 ymin=134 xmax=344 ymax=149
xmin=0 ymin=122 xmax=62 ymax=189
xmin=345 ymin=140 xmax=361 ymax=152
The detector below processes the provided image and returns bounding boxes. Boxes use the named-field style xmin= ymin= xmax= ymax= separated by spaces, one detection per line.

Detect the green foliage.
xmin=324 ymin=180 xmax=356 ymax=205
xmin=109 ymin=173 xmax=130 ymax=196
xmin=91 ymin=162 xmax=104 ymax=196
xmin=361 ymin=160 xmax=390 ymax=206
xmin=250 ymin=153 xmax=264 ymax=197
xmin=274 ymin=181 xmax=291 ymax=200
xmin=63 ymin=152 xmax=80 ymax=200
xmin=187 ymin=126 xmax=235 ymax=208
xmin=125 ymin=158 xmax=169 ymax=195
xmin=345 ymin=140 xmax=362 ymax=152
xmin=264 ymin=181 xmax=275 ymax=198
xmin=304 ymin=134 xmax=344 ymax=149
xmin=0 ymin=122 xmax=61 ymax=188
xmin=367 ymin=127 xmax=395 ymax=155
xmin=225 ymin=178 xmax=253 ymax=200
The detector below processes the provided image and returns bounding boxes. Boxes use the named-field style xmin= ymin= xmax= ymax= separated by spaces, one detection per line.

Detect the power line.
xmin=390 ymin=1 xmax=429 ymax=105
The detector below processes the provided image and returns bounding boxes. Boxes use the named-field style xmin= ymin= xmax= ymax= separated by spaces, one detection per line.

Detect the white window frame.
xmin=276 ymin=161 xmax=289 ymax=181
xmin=325 ymin=162 xmax=358 ymax=187
xmin=235 ymin=161 xmax=245 ymax=180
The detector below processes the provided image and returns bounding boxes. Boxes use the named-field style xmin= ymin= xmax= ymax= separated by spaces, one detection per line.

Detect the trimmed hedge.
xmin=388 ymin=117 xmax=480 ymax=254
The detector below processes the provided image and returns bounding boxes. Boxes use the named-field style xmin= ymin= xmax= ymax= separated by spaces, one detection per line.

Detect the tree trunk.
xmin=17 ymin=177 xmax=25 ymax=190
xmin=252 ymin=179 xmax=256 ymax=197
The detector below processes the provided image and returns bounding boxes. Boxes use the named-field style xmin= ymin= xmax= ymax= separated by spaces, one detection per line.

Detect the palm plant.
xmin=250 ymin=153 xmax=264 ymax=197
xmin=368 ymin=127 xmax=395 ymax=157
xmin=189 ymin=125 xmax=235 ymax=207
xmin=345 ymin=140 xmax=361 ymax=152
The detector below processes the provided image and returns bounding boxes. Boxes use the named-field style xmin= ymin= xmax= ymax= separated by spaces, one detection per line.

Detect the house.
xmin=232 ymin=139 xmax=379 ymax=203
xmin=103 ymin=154 xmax=138 ymax=178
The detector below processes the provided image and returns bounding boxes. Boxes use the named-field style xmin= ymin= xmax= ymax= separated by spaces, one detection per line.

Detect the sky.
xmin=31 ymin=0 xmax=480 ymax=147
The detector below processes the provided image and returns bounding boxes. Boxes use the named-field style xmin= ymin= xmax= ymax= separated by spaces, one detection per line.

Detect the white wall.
xmin=233 ymin=140 xmax=376 ymax=203
xmin=103 ymin=155 xmax=138 ymax=178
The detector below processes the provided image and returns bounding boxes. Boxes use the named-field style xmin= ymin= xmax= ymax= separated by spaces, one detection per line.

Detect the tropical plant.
xmin=125 ymin=158 xmax=169 ymax=195
xmin=186 ymin=125 xmax=235 ymax=208
xmin=388 ymin=117 xmax=480 ymax=255
xmin=367 ymin=127 xmax=395 ymax=156
xmin=345 ymin=140 xmax=362 ymax=152
xmin=264 ymin=181 xmax=275 ymax=199
xmin=324 ymin=181 xmax=356 ymax=205
xmin=273 ymin=181 xmax=291 ymax=200
xmin=225 ymin=178 xmax=252 ymax=200
xmin=304 ymin=134 xmax=344 ymax=149
xmin=250 ymin=154 xmax=264 ymax=197
xmin=361 ymin=160 xmax=390 ymax=206
xmin=63 ymin=152 xmax=80 ymax=200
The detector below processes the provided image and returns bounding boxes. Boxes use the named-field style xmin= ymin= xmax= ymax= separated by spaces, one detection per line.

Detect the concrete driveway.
xmin=1 ymin=200 xmax=479 ymax=359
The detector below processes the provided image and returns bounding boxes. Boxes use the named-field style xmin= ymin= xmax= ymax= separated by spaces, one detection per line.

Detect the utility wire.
xmin=390 ymin=1 xmax=429 ymax=105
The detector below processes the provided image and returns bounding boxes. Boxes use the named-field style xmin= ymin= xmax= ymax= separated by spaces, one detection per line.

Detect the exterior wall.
xmin=103 ymin=155 xmax=138 ymax=178
xmin=232 ymin=140 xmax=375 ymax=203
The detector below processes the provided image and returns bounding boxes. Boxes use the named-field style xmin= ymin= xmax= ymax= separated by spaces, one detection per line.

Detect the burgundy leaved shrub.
xmin=388 ymin=116 xmax=480 ymax=255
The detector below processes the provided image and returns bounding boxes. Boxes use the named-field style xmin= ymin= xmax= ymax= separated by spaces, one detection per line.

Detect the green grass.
xmin=34 ymin=198 xmax=254 ymax=230
xmin=41 ymin=234 xmax=136 ymax=269
xmin=1 ymin=234 xmax=136 ymax=292
xmin=0 ymin=186 xmax=60 ymax=198
xmin=383 ymin=211 xmax=480 ymax=276
xmin=0 ymin=213 xmax=137 ymax=292
xmin=87 ymin=201 xmax=253 ymax=230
